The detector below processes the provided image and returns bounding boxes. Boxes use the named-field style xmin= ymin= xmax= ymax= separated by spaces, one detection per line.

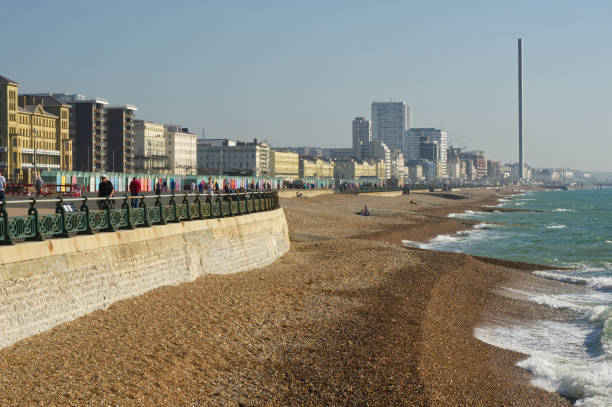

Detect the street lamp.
xmin=31 ymin=128 xmax=38 ymax=182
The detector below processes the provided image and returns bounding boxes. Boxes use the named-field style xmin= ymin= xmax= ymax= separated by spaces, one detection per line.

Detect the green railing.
xmin=0 ymin=191 xmax=280 ymax=245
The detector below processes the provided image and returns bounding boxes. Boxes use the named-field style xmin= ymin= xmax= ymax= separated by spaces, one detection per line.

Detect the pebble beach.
xmin=0 ymin=188 xmax=573 ymax=406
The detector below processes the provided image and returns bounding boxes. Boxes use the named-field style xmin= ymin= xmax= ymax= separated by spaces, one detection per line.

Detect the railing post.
xmin=170 ymin=192 xmax=179 ymax=223
xmin=205 ymin=193 xmax=213 ymax=219
xmin=79 ymin=196 xmax=95 ymax=235
xmin=54 ymin=197 xmax=70 ymax=238
xmin=122 ymin=194 xmax=134 ymax=230
xmin=194 ymin=192 xmax=202 ymax=220
xmin=217 ymin=193 xmax=225 ymax=218
xmin=26 ymin=198 xmax=43 ymax=241
xmin=140 ymin=194 xmax=151 ymax=227
xmin=226 ymin=194 xmax=234 ymax=217
xmin=243 ymin=192 xmax=250 ymax=214
xmin=183 ymin=193 xmax=192 ymax=221
xmin=104 ymin=197 xmax=115 ymax=232
xmin=0 ymin=200 xmax=14 ymax=245
xmin=155 ymin=194 xmax=166 ymax=225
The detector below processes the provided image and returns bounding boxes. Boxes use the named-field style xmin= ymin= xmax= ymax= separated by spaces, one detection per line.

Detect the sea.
xmin=403 ymin=188 xmax=612 ymax=407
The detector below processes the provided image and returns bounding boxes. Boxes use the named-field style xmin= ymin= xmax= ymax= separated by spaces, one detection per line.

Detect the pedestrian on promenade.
xmin=170 ymin=179 xmax=176 ymax=193
xmin=214 ymin=181 xmax=219 ymax=192
xmin=155 ymin=179 xmax=162 ymax=195
xmin=162 ymin=180 xmax=167 ymax=191
xmin=198 ymin=181 xmax=204 ymax=194
xmin=35 ymin=174 xmax=44 ymax=198
xmin=190 ymin=181 xmax=196 ymax=194
xmin=129 ymin=177 xmax=141 ymax=208
xmin=0 ymin=169 xmax=6 ymax=202
xmin=98 ymin=175 xmax=114 ymax=209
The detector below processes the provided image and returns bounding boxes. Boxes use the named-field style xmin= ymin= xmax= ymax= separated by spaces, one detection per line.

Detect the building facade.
xmin=371 ymin=101 xmax=411 ymax=153
xmin=358 ymin=140 xmax=391 ymax=179
xmin=299 ymin=156 xmax=334 ymax=179
xmin=404 ymin=128 xmax=447 ymax=178
xmin=270 ymin=150 xmax=299 ymax=179
xmin=352 ymin=117 xmax=371 ymax=157
xmin=196 ymin=139 xmax=270 ymax=176
xmin=334 ymin=159 xmax=386 ymax=180
xmin=107 ymin=105 xmax=137 ymax=173
xmin=1 ymin=76 xmax=73 ymax=182
xmin=133 ymin=120 xmax=169 ymax=173
xmin=49 ymin=94 xmax=109 ymax=172
xmin=164 ymin=125 xmax=197 ymax=175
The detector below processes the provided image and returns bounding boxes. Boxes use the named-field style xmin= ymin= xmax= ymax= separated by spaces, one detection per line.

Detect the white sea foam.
xmin=546 ymin=224 xmax=567 ymax=229
xmin=606 ymin=241 xmax=612 ymax=245
xmin=475 ymin=321 xmax=612 ymax=406
xmin=498 ymin=198 xmax=510 ymax=202
xmin=533 ymin=271 xmax=612 ymax=291
xmin=473 ymin=222 xmax=494 ymax=229
xmin=553 ymin=208 xmax=573 ymax=212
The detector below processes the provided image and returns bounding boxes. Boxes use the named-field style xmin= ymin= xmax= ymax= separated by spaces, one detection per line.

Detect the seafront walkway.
xmin=0 ymin=191 xmax=280 ymax=245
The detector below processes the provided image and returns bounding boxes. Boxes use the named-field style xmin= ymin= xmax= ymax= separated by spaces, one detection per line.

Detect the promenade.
xmin=0 ymin=189 xmax=571 ymax=406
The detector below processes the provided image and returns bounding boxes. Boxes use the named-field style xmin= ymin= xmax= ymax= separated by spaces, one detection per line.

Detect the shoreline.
xmin=0 ymin=187 xmax=573 ymax=406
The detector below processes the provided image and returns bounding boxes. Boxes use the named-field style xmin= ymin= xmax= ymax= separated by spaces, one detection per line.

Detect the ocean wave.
xmin=401 ymin=239 xmax=423 ymax=249
xmin=446 ymin=209 xmax=485 ymax=218
xmin=606 ymin=241 xmax=612 ymax=245
xmin=546 ymin=224 xmax=567 ymax=229
xmin=553 ymin=208 xmax=574 ymax=212
xmin=498 ymin=198 xmax=510 ymax=202
xmin=533 ymin=271 xmax=612 ymax=290
xmin=475 ymin=321 xmax=612 ymax=406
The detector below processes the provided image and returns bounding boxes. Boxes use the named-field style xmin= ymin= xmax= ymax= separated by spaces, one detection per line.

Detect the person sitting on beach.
xmin=361 ymin=204 xmax=370 ymax=216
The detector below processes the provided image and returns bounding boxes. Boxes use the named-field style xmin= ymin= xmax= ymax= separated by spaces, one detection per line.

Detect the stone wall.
xmin=0 ymin=209 xmax=289 ymax=349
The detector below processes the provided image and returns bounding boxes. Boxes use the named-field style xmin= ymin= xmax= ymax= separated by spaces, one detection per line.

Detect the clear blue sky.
xmin=2 ymin=0 xmax=611 ymax=171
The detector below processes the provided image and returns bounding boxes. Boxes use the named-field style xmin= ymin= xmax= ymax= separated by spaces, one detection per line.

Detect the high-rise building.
xmin=48 ymin=94 xmax=109 ymax=172
xmin=352 ymin=117 xmax=371 ymax=156
xmin=371 ymin=101 xmax=411 ymax=152
xmin=404 ymin=128 xmax=447 ymax=177
xmin=107 ymin=105 xmax=137 ymax=173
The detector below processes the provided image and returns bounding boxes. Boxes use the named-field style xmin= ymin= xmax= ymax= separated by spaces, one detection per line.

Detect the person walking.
xmin=190 ymin=181 xmax=196 ymax=194
xmin=35 ymin=174 xmax=44 ymax=198
xmin=198 ymin=180 xmax=204 ymax=194
xmin=155 ymin=179 xmax=162 ymax=195
xmin=129 ymin=177 xmax=141 ymax=208
xmin=170 ymin=178 xmax=176 ymax=193
xmin=0 ymin=170 xmax=6 ymax=202
xmin=98 ymin=175 xmax=114 ymax=209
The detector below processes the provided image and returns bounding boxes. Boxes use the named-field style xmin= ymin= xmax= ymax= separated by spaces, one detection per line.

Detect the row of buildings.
xmin=0 ymin=74 xmax=198 ymax=182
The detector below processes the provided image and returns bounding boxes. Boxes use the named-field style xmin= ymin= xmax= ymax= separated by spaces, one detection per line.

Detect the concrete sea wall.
xmin=0 ymin=208 xmax=289 ymax=349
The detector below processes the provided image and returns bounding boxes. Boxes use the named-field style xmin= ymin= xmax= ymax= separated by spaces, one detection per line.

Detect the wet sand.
xmin=0 ymin=187 xmax=572 ymax=406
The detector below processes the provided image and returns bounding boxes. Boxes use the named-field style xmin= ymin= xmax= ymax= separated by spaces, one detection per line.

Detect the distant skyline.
xmin=2 ymin=0 xmax=611 ymax=171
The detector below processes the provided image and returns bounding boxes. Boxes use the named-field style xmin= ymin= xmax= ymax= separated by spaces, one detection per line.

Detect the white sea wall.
xmin=0 ymin=208 xmax=289 ymax=349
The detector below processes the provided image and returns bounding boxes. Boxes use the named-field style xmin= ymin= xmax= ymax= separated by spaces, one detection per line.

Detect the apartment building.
xmin=133 ymin=120 xmax=169 ymax=173
xmin=164 ymin=124 xmax=197 ymax=175
xmin=107 ymin=105 xmax=137 ymax=172
xmin=299 ymin=156 xmax=334 ymax=179
xmin=49 ymin=94 xmax=109 ymax=172
xmin=270 ymin=150 xmax=299 ymax=179
xmin=352 ymin=117 xmax=371 ymax=156
xmin=333 ymin=159 xmax=386 ymax=180
xmin=0 ymin=76 xmax=72 ymax=182
xmin=197 ymin=139 xmax=270 ymax=176
xmin=371 ymin=101 xmax=411 ymax=152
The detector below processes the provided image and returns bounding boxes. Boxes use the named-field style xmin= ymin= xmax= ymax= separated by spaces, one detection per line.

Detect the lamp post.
xmin=32 ymin=128 xmax=38 ymax=183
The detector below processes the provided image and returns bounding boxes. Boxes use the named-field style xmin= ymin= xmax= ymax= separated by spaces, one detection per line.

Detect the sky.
xmin=2 ymin=0 xmax=611 ymax=171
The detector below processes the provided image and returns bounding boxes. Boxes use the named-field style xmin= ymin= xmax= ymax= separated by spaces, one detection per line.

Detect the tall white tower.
xmin=518 ymin=38 xmax=524 ymax=179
